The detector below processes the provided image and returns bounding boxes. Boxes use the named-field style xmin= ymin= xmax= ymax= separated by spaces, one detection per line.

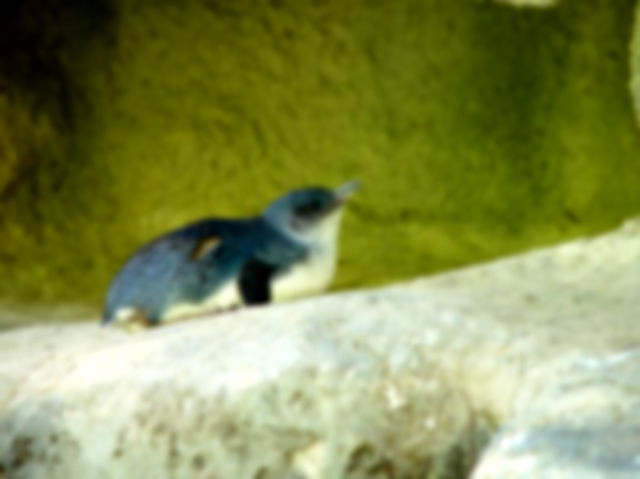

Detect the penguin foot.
xmin=110 ymin=307 xmax=154 ymax=332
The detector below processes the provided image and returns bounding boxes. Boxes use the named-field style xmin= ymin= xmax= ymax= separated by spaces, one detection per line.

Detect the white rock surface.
xmin=0 ymin=219 xmax=639 ymax=479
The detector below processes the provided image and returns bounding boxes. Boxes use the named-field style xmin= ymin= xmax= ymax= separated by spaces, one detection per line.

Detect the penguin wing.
xmin=236 ymin=223 xmax=309 ymax=305
xmin=238 ymin=259 xmax=279 ymax=304
xmin=103 ymin=218 xmax=256 ymax=325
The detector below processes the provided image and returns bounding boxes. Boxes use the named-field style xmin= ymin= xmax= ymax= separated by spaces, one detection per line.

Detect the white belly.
xmin=271 ymin=246 xmax=337 ymax=302
xmin=163 ymin=279 xmax=242 ymax=323
xmin=111 ymin=279 xmax=242 ymax=329
xmin=161 ymin=246 xmax=335 ymax=323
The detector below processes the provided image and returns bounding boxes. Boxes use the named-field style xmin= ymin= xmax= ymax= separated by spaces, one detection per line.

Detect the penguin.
xmin=102 ymin=180 xmax=359 ymax=329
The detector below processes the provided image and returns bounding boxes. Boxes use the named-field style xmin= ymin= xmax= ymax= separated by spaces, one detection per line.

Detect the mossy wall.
xmin=1 ymin=0 xmax=639 ymax=307
xmin=632 ymin=0 xmax=640 ymax=124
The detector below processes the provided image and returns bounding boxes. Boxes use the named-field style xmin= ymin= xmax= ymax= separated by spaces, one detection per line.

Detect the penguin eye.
xmin=295 ymin=199 xmax=323 ymax=217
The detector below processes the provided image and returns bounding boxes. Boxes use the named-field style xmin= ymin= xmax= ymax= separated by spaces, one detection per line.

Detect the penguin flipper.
xmin=238 ymin=259 xmax=278 ymax=304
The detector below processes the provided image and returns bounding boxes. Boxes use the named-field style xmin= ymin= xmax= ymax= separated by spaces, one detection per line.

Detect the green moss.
xmin=1 ymin=0 xmax=640 ymax=309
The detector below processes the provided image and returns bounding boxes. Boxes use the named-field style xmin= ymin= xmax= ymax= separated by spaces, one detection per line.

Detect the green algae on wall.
xmin=0 ymin=0 xmax=639 ymax=308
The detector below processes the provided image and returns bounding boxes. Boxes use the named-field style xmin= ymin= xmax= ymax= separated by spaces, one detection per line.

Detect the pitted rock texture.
xmin=0 ymin=219 xmax=639 ymax=478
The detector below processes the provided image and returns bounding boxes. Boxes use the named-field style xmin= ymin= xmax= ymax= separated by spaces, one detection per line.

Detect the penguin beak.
xmin=334 ymin=180 xmax=361 ymax=203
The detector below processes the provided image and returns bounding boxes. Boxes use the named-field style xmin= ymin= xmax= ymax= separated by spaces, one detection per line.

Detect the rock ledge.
xmin=1 ymin=219 xmax=639 ymax=478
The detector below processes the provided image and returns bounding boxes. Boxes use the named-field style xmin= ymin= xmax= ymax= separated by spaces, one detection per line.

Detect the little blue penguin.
xmin=102 ymin=180 xmax=360 ymax=328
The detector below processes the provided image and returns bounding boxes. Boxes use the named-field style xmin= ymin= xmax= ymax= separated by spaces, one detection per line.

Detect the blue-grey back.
xmin=103 ymin=218 xmax=258 ymax=323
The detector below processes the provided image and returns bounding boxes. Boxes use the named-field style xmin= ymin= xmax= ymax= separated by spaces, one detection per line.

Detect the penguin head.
xmin=263 ymin=180 xmax=360 ymax=243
